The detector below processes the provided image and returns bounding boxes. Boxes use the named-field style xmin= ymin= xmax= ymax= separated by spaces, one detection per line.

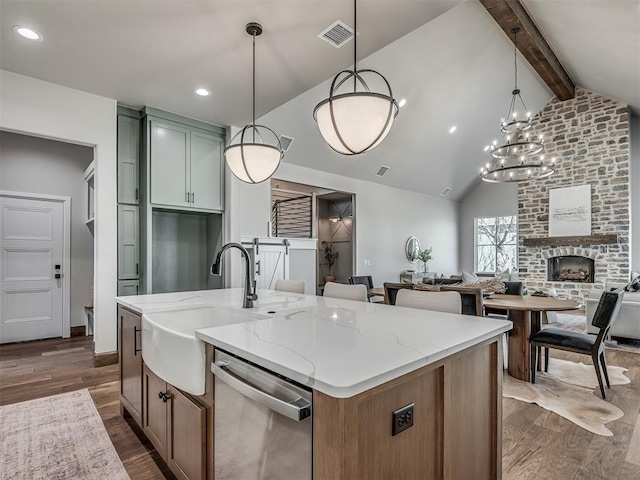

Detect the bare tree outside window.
xmin=475 ymin=216 xmax=517 ymax=273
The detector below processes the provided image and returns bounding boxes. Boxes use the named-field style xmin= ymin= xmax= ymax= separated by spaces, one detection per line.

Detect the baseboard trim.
xmin=70 ymin=326 xmax=86 ymax=337
xmin=93 ymin=350 xmax=118 ymax=367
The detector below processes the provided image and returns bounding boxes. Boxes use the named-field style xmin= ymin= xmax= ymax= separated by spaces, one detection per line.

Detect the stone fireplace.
xmin=517 ymin=88 xmax=630 ymax=303
xmin=546 ymin=250 xmax=596 ymax=283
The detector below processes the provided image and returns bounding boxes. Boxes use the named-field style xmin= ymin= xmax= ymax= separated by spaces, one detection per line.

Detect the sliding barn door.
xmin=254 ymin=244 xmax=289 ymax=291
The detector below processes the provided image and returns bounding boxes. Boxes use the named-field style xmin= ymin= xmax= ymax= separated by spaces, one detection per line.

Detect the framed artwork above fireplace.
xmin=548 ymin=185 xmax=591 ymax=237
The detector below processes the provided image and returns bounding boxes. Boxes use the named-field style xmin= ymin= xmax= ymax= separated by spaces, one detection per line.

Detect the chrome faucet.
xmin=211 ymin=243 xmax=258 ymax=308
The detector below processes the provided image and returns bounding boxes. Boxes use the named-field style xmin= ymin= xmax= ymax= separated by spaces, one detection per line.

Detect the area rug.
xmin=0 ymin=389 xmax=130 ymax=480
xmin=503 ymin=358 xmax=630 ymax=436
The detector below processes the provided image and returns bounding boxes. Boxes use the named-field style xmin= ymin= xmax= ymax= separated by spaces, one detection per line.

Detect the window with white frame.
xmin=475 ymin=216 xmax=518 ymax=273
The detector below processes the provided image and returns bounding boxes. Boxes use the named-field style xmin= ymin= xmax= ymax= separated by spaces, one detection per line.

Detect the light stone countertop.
xmin=116 ymin=288 xmax=511 ymax=398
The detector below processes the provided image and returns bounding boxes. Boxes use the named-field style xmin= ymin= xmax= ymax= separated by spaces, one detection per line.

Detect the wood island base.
xmin=313 ymin=337 xmax=503 ymax=480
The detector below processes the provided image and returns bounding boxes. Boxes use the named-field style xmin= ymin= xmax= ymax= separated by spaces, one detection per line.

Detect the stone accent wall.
xmin=518 ymin=87 xmax=630 ymax=303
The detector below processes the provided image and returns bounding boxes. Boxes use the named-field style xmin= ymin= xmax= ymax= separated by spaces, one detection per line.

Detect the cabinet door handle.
xmin=158 ymin=391 xmax=169 ymax=403
xmin=191 ymin=192 xmax=195 ymax=203
xmin=136 ymin=284 xmax=139 ymax=295
xmin=133 ymin=326 xmax=141 ymax=355
xmin=135 ymin=188 xmax=139 ymax=201
xmin=185 ymin=192 xmax=189 ymax=203
xmin=136 ymin=263 xmax=139 ymax=275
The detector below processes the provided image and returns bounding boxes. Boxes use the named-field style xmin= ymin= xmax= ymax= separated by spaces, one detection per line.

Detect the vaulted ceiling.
xmin=1 ymin=0 xmax=638 ymax=202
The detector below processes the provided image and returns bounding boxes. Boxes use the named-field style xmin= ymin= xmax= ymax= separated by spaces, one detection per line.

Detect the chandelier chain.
xmin=513 ymin=29 xmax=518 ymax=91
xmin=353 ymin=0 xmax=357 ymax=91
xmin=252 ymin=29 xmax=256 ymax=141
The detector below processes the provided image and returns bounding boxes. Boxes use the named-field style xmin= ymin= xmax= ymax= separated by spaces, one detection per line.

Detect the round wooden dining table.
xmin=483 ymin=294 xmax=582 ymax=382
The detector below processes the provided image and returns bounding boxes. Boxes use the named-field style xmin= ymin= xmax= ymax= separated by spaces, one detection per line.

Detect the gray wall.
xmin=459 ymin=180 xmax=518 ymax=273
xmin=152 ymin=210 xmax=222 ymax=293
xmin=0 ymin=131 xmax=94 ymax=327
xmin=631 ymin=110 xmax=640 ymax=274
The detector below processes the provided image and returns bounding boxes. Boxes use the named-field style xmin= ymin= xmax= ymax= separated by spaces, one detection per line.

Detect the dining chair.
xmin=274 ymin=279 xmax=305 ymax=294
xmin=323 ymin=282 xmax=368 ymax=302
xmin=485 ymin=281 xmax=524 ymax=318
xmin=383 ymin=282 xmax=415 ymax=305
xmin=395 ymin=289 xmax=462 ymax=314
xmin=348 ymin=275 xmax=373 ymax=289
xmin=349 ymin=275 xmax=383 ymax=303
xmin=439 ymin=285 xmax=484 ymax=316
xmin=530 ymin=289 xmax=624 ymax=399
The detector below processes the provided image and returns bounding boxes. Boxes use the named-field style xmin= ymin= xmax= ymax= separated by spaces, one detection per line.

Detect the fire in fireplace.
xmin=547 ymin=255 xmax=595 ymax=283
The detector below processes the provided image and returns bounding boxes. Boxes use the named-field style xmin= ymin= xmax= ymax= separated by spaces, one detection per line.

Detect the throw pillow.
xmin=496 ymin=268 xmax=520 ymax=282
xmin=508 ymin=268 xmax=520 ymax=281
xmin=462 ymin=270 xmax=479 ymax=283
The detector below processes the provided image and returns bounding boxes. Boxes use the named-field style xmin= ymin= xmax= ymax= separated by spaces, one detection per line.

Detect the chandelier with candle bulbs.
xmin=481 ymin=27 xmax=556 ymax=183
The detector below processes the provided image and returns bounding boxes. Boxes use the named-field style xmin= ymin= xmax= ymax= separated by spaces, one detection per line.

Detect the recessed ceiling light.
xmin=13 ymin=26 xmax=42 ymax=41
xmin=449 ymin=126 xmax=457 ymax=134
xmin=195 ymin=88 xmax=211 ymax=97
xmin=398 ymin=98 xmax=407 ymax=108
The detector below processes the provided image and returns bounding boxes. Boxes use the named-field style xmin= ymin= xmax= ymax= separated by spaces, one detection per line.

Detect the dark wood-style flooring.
xmin=1 ymin=335 xmax=639 ymax=479
xmin=0 ymin=336 xmax=175 ymax=480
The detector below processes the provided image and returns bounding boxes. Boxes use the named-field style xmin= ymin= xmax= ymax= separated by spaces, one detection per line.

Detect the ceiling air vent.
xmin=279 ymin=135 xmax=294 ymax=152
xmin=375 ymin=166 xmax=390 ymax=177
xmin=440 ymin=187 xmax=452 ymax=196
xmin=318 ymin=20 xmax=354 ymax=48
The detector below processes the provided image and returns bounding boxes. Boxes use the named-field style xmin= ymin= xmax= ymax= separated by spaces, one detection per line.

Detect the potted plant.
xmin=417 ymin=247 xmax=433 ymax=273
xmin=321 ymin=242 xmax=339 ymax=283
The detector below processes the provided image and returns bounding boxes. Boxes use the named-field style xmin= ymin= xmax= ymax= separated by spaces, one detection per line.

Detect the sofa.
xmin=586 ymin=282 xmax=640 ymax=340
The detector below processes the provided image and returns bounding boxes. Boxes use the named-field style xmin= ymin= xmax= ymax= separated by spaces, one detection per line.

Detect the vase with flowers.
xmin=417 ymin=247 xmax=433 ymax=274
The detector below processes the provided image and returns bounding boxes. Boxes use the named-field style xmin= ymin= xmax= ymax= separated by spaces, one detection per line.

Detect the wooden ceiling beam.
xmin=479 ymin=0 xmax=575 ymax=101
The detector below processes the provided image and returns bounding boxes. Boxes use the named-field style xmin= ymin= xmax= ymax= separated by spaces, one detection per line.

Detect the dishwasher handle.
xmin=212 ymin=361 xmax=311 ymax=422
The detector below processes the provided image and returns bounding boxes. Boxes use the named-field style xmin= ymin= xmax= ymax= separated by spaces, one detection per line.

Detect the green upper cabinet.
xmin=190 ymin=130 xmax=223 ymax=211
xmin=117 ymin=111 xmax=140 ymax=205
xmin=150 ymin=120 xmax=190 ymax=208
xmin=147 ymin=111 xmax=225 ymax=212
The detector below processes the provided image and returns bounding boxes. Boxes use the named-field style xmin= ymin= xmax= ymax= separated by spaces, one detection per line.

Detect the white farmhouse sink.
xmin=142 ymin=307 xmax=263 ymax=396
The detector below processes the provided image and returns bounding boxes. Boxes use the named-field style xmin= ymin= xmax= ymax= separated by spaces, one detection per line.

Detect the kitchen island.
xmin=117 ymin=288 xmax=511 ymax=480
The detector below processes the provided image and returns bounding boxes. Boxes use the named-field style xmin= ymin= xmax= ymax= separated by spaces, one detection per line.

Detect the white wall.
xmin=0 ymin=70 xmax=118 ymax=354
xmin=0 ymin=132 xmax=94 ymax=328
xmin=459 ymin=180 xmax=518 ymax=273
xmin=227 ymin=162 xmax=460 ymax=285
xmin=631 ymin=110 xmax=640 ymax=273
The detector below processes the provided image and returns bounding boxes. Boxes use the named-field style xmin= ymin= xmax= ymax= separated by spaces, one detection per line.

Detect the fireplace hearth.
xmin=547 ymin=255 xmax=595 ymax=283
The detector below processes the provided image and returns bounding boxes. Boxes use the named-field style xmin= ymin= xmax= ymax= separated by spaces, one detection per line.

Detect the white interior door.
xmin=0 ymin=195 xmax=67 ymax=343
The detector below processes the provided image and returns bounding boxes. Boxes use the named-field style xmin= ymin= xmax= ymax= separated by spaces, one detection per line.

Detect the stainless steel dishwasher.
xmin=212 ymin=350 xmax=312 ymax=480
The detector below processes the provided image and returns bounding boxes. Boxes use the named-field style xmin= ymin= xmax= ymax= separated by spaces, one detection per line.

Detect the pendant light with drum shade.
xmin=224 ymin=23 xmax=284 ymax=184
xmin=313 ymin=0 xmax=399 ymax=155
xmin=480 ymin=27 xmax=556 ymax=183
